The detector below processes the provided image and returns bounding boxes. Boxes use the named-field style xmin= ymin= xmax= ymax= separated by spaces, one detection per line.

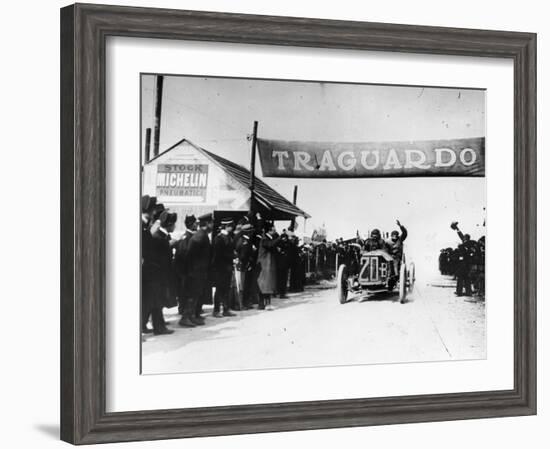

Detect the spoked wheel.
xmin=399 ymin=262 xmax=407 ymax=303
xmin=407 ymin=262 xmax=416 ymax=293
xmin=337 ymin=264 xmax=349 ymax=304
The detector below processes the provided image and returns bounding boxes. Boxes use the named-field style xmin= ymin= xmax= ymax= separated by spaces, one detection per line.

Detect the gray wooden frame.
xmin=60 ymin=3 xmax=537 ymax=444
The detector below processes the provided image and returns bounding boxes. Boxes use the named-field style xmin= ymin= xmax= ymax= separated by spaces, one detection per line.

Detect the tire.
xmin=337 ymin=264 xmax=349 ymax=304
xmin=399 ymin=262 xmax=407 ymax=303
xmin=408 ymin=262 xmax=416 ymax=293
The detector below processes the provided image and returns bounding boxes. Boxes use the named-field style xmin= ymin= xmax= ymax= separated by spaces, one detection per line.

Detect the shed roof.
xmin=146 ymin=138 xmax=310 ymax=219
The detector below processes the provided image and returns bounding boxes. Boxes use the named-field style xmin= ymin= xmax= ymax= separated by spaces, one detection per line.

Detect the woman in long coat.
xmin=256 ymin=222 xmax=281 ymax=309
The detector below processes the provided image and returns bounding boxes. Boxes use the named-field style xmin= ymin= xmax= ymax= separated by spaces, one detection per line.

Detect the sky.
xmin=141 ymin=74 xmax=486 ymax=276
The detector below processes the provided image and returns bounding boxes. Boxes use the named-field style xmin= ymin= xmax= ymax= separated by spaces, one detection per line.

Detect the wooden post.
xmin=153 ymin=75 xmax=164 ymax=157
xmin=291 ymin=185 xmax=298 ymax=229
xmin=144 ymin=127 xmax=152 ymax=163
xmin=249 ymin=121 xmax=259 ymax=213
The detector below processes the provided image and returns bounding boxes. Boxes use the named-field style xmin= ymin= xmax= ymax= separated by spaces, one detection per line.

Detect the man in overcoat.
xmin=141 ymin=195 xmax=157 ymax=334
xmin=451 ymin=221 xmax=478 ymax=296
xmin=235 ymin=223 xmax=255 ymax=309
xmin=276 ymin=231 xmax=290 ymax=298
xmin=174 ymin=214 xmax=199 ymax=327
xmin=212 ymin=218 xmax=237 ymax=317
xmin=257 ymin=222 xmax=281 ymax=310
xmin=288 ymin=231 xmax=301 ymax=293
xmin=186 ymin=213 xmax=214 ymax=323
xmin=148 ymin=211 xmax=177 ymax=335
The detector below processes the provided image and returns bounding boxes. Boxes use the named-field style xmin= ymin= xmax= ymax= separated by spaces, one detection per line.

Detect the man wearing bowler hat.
xmin=174 ymin=214 xmax=200 ymax=327
xmin=141 ymin=195 xmax=157 ymax=334
xmin=186 ymin=213 xmax=214 ymax=324
xmin=451 ymin=221 xmax=478 ymax=297
xmin=235 ymin=223 xmax=255 ymax=309
xmin=212 ymin=218 xmax=237 ymax=317
xmin=147 ymin=210 xmax=178 ymax=335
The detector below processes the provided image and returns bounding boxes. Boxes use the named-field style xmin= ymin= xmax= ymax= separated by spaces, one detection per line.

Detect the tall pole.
xmin=144 ymin=127 xmax=152 ymax=163
xmin=153 ymin=75 xmax=164 ymax=157
xmin=291 ymin=185 xmax=298 ymax=229
xmin=249 ymin=121 xmax=259 ymax=213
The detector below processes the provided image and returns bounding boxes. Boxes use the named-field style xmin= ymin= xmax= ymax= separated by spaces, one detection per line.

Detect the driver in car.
xmin=363 ymin=229 xmax=389 ymax=251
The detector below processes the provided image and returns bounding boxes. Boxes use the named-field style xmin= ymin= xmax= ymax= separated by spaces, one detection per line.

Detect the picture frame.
xmin=60 ymin=3 xmax=536 ymax=444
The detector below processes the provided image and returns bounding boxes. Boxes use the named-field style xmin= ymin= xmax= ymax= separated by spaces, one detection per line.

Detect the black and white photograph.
xmin=1 ymin=0 xmax=542 ymax=446
xmin=140 ymin=74 xmax=486 ymax=374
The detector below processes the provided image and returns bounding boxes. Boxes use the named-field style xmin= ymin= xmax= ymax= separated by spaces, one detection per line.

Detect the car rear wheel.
xmin=407 ymin=262 xmax=415 ymax=293
xmin=399 ymin=262 xmax=407 ymax=303
xmin=337 ymin=264 xmax=349 ymax=304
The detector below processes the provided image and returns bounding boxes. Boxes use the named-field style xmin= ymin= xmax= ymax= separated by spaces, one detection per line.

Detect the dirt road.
xmin=142 ymin=276 xmax=485 ymax=374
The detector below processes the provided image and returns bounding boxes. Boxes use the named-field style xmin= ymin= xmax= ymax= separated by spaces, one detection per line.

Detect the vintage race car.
xmin=337 ymin=249 xmax=415 ymax=304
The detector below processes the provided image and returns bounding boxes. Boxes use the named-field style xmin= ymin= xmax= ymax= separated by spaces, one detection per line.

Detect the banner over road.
xmin=257 ymin=137 xmax=485 ymax=178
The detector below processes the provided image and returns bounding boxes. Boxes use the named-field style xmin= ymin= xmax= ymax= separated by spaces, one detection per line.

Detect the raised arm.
xmin=450 ymin=221 xmax=466 ymax=242
xmin=396 ymin=220 xmax=408 ymax=242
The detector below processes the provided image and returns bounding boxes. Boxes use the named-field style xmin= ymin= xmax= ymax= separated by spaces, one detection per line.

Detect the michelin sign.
xmin=156 ymin=164 xmax=209 ymax=201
